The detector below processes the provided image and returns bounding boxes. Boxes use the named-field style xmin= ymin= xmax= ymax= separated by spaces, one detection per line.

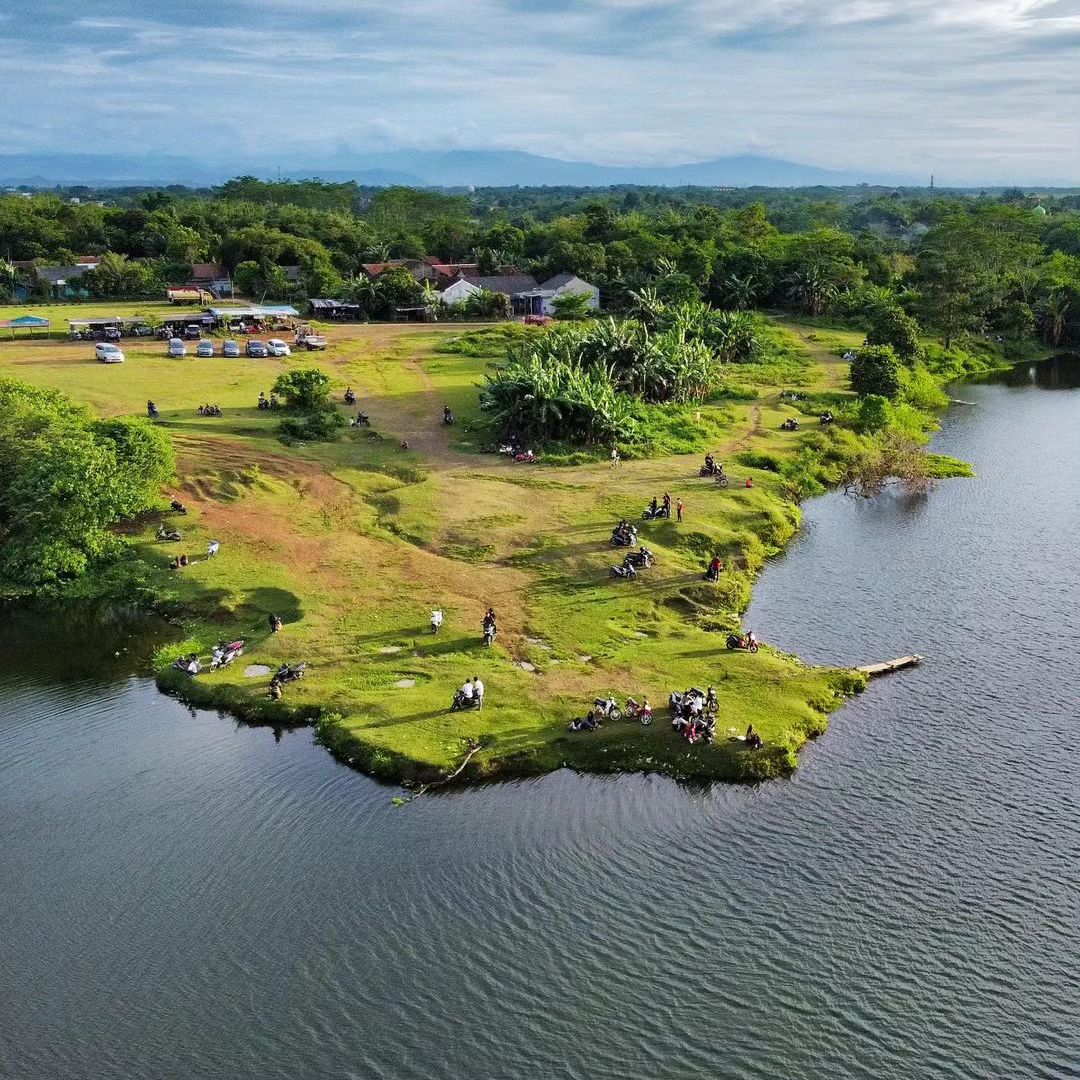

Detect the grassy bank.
xmin=0 ymin=314 xmax=956 ymax=786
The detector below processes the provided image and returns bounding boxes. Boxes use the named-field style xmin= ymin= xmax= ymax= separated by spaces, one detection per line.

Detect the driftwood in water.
xmin=857 ymin=654 xmax=923 ymax=678
xmin=392 ymin=740 xmax=482 ymax=806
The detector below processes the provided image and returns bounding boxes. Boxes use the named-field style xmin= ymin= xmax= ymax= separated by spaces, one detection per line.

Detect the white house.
xmin=438 ymin=277 xmax=482 ymax=306
xmin=517 ymin=273 xmax=601 ymax=317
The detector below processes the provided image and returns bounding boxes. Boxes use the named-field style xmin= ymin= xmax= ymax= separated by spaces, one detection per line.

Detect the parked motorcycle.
xmin=210 ymin=640 xmax=244 ymax=671
xmin=726 ymin=633 xmax=759 ymax=653
xmin=610 ymin=563 xmax=637 ymax=579
xmin=625 ymin=697 xmax=653 ymax=725
xmin=593 ymin=696 xmax=622 ymax=721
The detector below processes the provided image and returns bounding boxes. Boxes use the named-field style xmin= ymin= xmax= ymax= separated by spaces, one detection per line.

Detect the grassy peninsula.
xmin=0 ymin=303 xmax=1002 ymax=786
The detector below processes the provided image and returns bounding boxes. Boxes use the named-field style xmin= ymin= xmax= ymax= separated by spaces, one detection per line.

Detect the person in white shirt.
xmin=207 ymin=540 xmax=220 ymax=558
xmin=472 ymin=676 xmax=484 ymax=709
xmin=430 ymin=609 xmax=443 ymax=633
xmin=460 ymin=679 xmax=473 ymax=702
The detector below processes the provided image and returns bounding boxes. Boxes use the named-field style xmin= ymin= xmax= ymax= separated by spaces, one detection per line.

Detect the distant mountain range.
xmin=0 ymin=149 xmax=913 ymax=189
xmin=1 ymin=149 xmax=1073 ymax=190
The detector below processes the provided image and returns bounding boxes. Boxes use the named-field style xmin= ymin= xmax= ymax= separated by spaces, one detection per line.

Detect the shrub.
xmin=865 ymin=305 xmax=922 ymax=363
xmin=850 ymin=345 xmax=902 ymax=399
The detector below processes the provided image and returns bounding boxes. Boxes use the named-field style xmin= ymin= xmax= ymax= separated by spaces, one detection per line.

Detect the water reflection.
xmin=985 ymin=352 xmax=1080 ymax=389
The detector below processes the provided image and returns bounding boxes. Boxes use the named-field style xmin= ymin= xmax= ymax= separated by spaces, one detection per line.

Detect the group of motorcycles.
xmin=568 ymin=695 xmax=654 ymax=731
xmin=609 ymin=520 xmax=655 ymax=579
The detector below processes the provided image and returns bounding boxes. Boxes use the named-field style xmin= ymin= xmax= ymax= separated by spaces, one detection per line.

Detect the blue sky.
xmin=3 ymin=0 xmax=1079 ymax=182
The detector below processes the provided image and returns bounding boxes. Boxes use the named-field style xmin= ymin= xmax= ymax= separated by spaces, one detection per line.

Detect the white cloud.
xmin=0 ymin=0 xmax=1077 ymax=181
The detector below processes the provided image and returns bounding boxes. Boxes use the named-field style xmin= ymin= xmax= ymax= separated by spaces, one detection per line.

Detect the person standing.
xmin=662 ymin=492 xmax=671 ymax=517
xmin=676 ymin=497 xmax=684 ymax=523
xmin=610 ymin=447 xmax=620 ymax=469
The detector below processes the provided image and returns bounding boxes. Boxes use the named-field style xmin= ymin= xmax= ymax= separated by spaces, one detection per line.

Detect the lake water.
xmin=2 ymin=360 xmax=1078 ymax=1080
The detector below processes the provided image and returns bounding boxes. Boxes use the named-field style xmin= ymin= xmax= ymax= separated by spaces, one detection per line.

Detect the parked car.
xmin=246 ymin=340 xmax=269 ymax=358
xmin=131 ymin=323 xmax=154 ymax=337
xmin=95 ymin=343 xmax=125 ymax=364
xmin=184 ymin=323 xmax=203 ymax=340
xmin=196 ymin=340 xmax=215 ymax=358
xmin=222 ymin=340 xmax=240 ymax=358
xmin=103 ymin=325 xmax=122 ymax=341
xmin=266 ymin=338 xmax=291 ymax=357
xmin=168 ymin=338 xmax=187 ymax=357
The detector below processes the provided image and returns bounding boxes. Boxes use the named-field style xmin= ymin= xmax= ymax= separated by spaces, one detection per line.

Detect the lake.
xmin=2 ymin=359 xmax=1078 ymax=1080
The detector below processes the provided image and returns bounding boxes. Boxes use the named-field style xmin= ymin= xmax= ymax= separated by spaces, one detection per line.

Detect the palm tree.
xmin=1040 ymin=291 xmax=1071 ymax=347
xmin=784 ymin=266 xmax=838 ymax=317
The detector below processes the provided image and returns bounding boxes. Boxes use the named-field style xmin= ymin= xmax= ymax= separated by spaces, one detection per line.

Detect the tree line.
xmin=1 ymin=180 xmax=1078 ymax=348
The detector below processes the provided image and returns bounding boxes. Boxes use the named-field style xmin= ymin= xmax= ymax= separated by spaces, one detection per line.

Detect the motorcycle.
xmin=610 ymin=563 xmax=637 ymax=579
xmin=274 ymin=662 xmax=306 ymax=683
xmin=780 ymin=418 xmax=800 ymax=431
xmin=610 ymin=528 xmax=638 ymax=548
xmin=451 ymin=690 xmax=481 ymax=712
xmin=699 ymin=460 xmax=721 ymax=477
xmin=344 ymin=390 xmax=357 ymax=406
xmin=351 ymin=413 xmax=371 ymax=427
xmin=625 ymin=697 xmax=653 ymax=725
xmin=147 ymin=402 xmax=159 ymax=421
xmin=593 ymin=696 xmax=622 ymax=721
xmin=625 ymin=547 xmax=654 ymax=569
xmin=210 ymin=640 xmax=244 ymax=671
xmin=170 ymin=499 xmax=187 ymax=515
xmin=156 ymin=525 xmax=181 ymax=542
xmin=430 ymin=612 xmax=443 ymax=634
xmin=726 ymin=633 xmax=759 ymax=653
xmin=482 ymin=623 xmax=497 ymax=647
xmin=514 ymin=451 xmax=538 ymax=464
xmin=642 ymin=504 xmax=670 ymax=521
xmin=443 ymin=409 xmax=454 ymax=426
xmin=713 ymin=470 xmax=730 ymax=488
xmin=820 ymin=411 xmax=835 ymax=425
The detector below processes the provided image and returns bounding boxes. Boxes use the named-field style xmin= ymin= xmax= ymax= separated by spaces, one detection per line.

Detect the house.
xmin=515 ymin=273 xmax=600 ymax=317
xmin=34 ymin=264 xmax=93 ymax=300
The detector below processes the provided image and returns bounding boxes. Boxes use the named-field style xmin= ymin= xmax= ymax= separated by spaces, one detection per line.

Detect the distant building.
xmin=33 ymin=264 xmax=93 ymax=299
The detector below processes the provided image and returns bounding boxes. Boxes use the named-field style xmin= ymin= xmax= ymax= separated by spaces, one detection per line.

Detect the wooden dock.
xmin=857 ymin=654 xmax=923 ymax=678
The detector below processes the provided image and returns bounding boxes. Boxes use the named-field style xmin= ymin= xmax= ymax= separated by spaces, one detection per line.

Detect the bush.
xmin=278 ymin=409 xmax=346 ymax=443
xmin=850 ymin=345 xmax=902 ymax=399
xmin=865 ymin=305 xmax=922 ymax=363
xmin=272 ymin=367 xmax=333 ymax=410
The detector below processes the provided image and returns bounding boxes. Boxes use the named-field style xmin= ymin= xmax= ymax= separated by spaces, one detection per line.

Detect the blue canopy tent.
xmin=0 ymin=315 xmax=51 ymax=339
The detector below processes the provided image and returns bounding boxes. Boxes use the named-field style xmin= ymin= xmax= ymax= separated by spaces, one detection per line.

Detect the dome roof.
xmin=1033 ymin=204 xmax=1047 ymax=215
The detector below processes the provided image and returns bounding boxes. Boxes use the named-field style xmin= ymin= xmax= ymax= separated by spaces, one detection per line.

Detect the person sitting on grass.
xmin=745 ymin=724 xmax=763 ymax=750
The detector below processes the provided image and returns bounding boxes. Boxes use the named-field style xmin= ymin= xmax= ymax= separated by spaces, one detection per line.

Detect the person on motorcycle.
xmin=483 ymin=608 xmax=497 ymax=630
xmin=147 ymin=400 xmax=159 ymax=420
xmin=344 ymin=387 xmax=356 ymax=405
xmin=472 ymin=676 xmax=484 ymax=709
xmin=258 ymin=392 xmax=268 ymax=409
xmin=705 ymin=686 xmax=718 ymax=713
xmin=704 ymin=452 xmax=715 ymax=474
xmin=459 ymin=678 xmax=474 ymax=706
xmin=705 ymin=554 xmax=723 ymax=582
xmin=648 ymin=496 xmax=659 ymax=518
xmin=443 ymin=405 xmax=454 ymax=424
xmin=430 ymin=609 xmax=443 ymax=633
xmin=745 ymin=724 xmax=762 ymax=750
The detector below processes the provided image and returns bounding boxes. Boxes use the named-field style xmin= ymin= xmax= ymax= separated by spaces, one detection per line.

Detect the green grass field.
xmin=0 ymin=314 xmax=869 ymax=785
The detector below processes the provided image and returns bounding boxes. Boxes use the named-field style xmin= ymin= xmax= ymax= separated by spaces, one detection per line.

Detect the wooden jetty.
xmin=857 ymin=654 xmax=923 ymax=678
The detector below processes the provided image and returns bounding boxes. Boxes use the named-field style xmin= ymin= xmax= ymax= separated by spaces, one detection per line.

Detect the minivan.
xmin=168 ymin=338 xmax=187 ymax=357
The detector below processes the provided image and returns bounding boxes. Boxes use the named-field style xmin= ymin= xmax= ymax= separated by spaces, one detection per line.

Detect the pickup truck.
xmin=295 ymin=331 xmax=327 ymax=351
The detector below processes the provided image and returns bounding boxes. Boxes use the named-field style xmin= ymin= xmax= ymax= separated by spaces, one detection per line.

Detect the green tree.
xmin=865 ymin=305 xmax=922 ymax=363
xmin=850 ymin=345 xmax=902 ymax=399
xmin=0 ymin=380 xmax=174 ymax=587
xmin=271 ymin=368 xmax=333 ymax=411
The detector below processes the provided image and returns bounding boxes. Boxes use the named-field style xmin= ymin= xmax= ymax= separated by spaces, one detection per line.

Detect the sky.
xmin=2 ymin=0 xmax=1080 ymax=182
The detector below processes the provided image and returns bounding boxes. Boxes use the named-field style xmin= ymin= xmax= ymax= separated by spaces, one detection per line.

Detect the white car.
xmin=95 ymin=343 xmax=125 ymax=364
xmin=266 ymin=338 xmax=291 ymax=357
